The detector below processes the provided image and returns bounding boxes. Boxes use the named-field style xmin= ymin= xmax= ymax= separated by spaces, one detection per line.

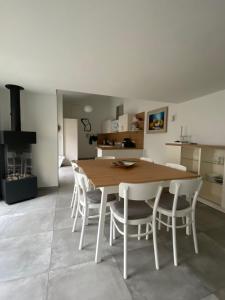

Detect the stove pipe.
xmin=5 ymin=84 xmax=24 ymax=132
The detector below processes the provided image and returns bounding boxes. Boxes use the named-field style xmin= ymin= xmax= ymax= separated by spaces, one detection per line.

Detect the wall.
xmin=0 ymin=88 xmax=58 ymax=188
xmin=63 ymin=96 xmax=115 ymax=159
xmin=57 ymin=91 xmax=64 ymax=157
xmin=113 ymin=89 xmax=225 ymax=164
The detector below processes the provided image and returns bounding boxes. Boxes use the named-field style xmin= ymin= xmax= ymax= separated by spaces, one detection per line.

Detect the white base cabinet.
xmin=97 ymin=148 xmax=143 ymax=159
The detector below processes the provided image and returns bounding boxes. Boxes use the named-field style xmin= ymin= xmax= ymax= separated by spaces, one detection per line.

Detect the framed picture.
xmin=146 ymin=106 xmax=168 ymax=133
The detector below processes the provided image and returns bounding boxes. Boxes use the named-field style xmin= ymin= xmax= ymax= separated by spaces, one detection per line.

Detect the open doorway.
xmin=57 ymin=90 xmax=116 ymax=175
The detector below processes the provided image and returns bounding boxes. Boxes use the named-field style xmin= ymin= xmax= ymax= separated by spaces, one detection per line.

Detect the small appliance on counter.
xmin=121 ymin=138 xmax=136 ymax=148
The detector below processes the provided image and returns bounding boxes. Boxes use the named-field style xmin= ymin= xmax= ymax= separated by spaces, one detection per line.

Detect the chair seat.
xmin=110 ymin=199 xmax=152 ymax=220
xmin=87 ymin=189 xmax=118 ymax=204
xmin=158 ymin=190 xmax=190 ymax=211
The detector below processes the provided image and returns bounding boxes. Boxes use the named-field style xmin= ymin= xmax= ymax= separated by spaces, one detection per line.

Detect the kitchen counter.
xmin=97 ymin=145 xmax=143 ymax=150
xmin=97 ymin=146 xmax=143 ymax=158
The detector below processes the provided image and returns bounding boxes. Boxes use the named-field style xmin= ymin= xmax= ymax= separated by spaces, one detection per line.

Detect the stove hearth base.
xmin=2 ymin=176 xmax=37 ymax=205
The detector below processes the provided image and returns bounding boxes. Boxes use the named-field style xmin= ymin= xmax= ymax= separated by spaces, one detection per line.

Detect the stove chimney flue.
xmin=5 ymin=84 xmax=24 ymax=132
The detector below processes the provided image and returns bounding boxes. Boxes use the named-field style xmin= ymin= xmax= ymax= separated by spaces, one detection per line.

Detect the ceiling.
xmin=0 ymin=0 xmax=225 ymax=103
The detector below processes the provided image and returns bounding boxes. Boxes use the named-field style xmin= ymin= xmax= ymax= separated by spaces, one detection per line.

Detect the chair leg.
xmin=109 ymin=212 xmax=113 ymax=246
xmin=79 ymin=206 xmax=87 ymax=250
xmin=70 ymin=189 xmax=75 ymax=208
xmin=153 ymin=217 xmax=159 ymax=270
xmin=71 ymin=189 xmax=77 ymax=218
xmin=113 ymin=219 xmax=116 ymax=240
xmin=172 ymin=216 xmax=178 ymax=266
xmin=85 ymin=206 xmax=89 ymax=226
xmin=166 ymin=216 xmax=170 ymax=232
xmin=138 ymin=224 xmax=141 ymax=240
xmin=186 ymin=215 xmax=191 ymax=236
xmin=158 ymin=213 xmax=161 ymax=230
xmin=72 ymin=200 xmax=79 ymax=232
xmin=146 ymin=223 xmax=149 ymax=240
xmin=123 ymin=223 xmax=128 ymax=279
xmin=192 ymin=211 xmax=199 ymax=254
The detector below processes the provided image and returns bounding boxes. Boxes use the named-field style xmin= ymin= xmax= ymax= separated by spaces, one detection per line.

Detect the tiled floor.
xmin=0 ymin=166 xmax=225 ymax=300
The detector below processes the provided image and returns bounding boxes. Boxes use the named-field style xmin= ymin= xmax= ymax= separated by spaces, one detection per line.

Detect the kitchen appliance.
xmin=121 ymin=138 xmax=136 ymax=148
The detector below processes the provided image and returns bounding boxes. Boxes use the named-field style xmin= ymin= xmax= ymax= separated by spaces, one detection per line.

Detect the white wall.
xmin=0 ymin=88 xmax=58 ymax=188
xmin=0 ymin=88 xmax=10 ymax=130
xmin=115 ymin=89 xmax=225 ymax=164
xmin=63 ymin=96 xmax=115 ymax=159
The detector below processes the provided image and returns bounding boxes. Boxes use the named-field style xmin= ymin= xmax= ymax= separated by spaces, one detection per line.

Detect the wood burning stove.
xmin=0 ymin=84 xmax=37 ymax=204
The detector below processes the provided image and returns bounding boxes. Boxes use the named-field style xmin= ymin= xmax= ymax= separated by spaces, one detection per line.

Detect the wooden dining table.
xmin=76 ymin=158 xmax=198 ymax=263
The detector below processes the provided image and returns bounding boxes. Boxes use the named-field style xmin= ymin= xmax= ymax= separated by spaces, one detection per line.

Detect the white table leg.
xmin=95 ymin=187 xmax=108 ymax=263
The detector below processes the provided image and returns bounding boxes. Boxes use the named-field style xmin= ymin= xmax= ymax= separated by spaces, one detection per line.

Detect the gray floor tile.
xmin=201 ymin=294 xmax=219 ymax=300
xmin=13 ymin=194 xmax=56 ymax=214
xmin=48 ymin=260 xmax=132 ymax=300
xmin=54 ymin=207 xmax=73 ymax=230
xmin=113 ymin=246 xmax=210 ymax=300
xmin=0 ymin=272 xmax=48 ymax=300
xmin=0 ymin=210 xmax=54 ymax=239
xmin=55 ymin=194 xmax=72 ymax=209
xmin=204 ymin=226 xmax=225 ymax=251
xmin=196 ymin=204 xmax=225 ymax=232
xmin=0 ymin=232 xmax=52 ymax=282
xmin=51 ymin=224 xmax=110 ymax=270
xmin=185 ymin=233 xmax=225 ymax=291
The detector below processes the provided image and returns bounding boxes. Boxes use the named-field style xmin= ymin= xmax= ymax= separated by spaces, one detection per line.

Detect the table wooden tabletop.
xmin=76 ymin=159 xmax=198 ymax=188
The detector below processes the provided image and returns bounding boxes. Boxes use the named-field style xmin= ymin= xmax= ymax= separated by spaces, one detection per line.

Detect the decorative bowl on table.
xmin=112 ymin=160 xmax=137 ymax=168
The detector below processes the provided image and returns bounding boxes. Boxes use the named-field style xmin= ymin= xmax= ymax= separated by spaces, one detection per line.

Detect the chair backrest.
xmin=71 ymin=161 xmax=79 ymax=183
xmin=140 ymin=157 xmax=153 ymax=163
xmin=119 ymin=181 xmax=163 ymax=221
xmin=169 ymin=177 xmax=203 ymax=214
xmin=74 ymin=167 xmax=89 ymax=206
xmin=119 ymin=182 xmax=163 ymax=201
xmin=165 ymin=163 xmax=187 ymax=171
xmin=95 ymin=156 xmax=115 ymax=159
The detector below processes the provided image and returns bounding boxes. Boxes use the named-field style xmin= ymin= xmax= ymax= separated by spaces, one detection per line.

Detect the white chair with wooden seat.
xmin=140 ymin=157 xmax=154 ymax=163
xmin=151 ymin=177 xmax=203 ymax=266
xmin=72 ymin=167 xmax=117 ymax=250
xmin=109 ymin=181 xmax=163 ymax=279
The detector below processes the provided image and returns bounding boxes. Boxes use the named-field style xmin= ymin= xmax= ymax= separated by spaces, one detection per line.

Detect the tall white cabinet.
xmin=64 ymin=118 xmax=78 ymax=163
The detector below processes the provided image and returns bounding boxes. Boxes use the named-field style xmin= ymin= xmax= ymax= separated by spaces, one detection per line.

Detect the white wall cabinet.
xmin=166 ymin=143 xmax=225 ymax=212
xmin=118 ymin=114 xmax=133 ymax=132
xmin=102 ymin=120 xmax=112 ymax=133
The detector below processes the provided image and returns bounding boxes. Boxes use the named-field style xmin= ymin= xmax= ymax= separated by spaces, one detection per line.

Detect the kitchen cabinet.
xmin=118 ymin=114 xmax=133 ymax=132
xmin=97 ymin=146 xmax=143 ymax=159
xmin=102 ymin=120 xmax=112 ymax=133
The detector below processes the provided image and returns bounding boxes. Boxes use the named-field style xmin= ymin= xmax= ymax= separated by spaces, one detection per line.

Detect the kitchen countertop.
xmin=97 ymin=145 xmax=143 ymax=150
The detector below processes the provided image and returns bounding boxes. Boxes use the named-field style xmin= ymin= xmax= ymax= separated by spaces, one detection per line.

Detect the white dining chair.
xmin=140 ymin=157 xmax=154 ymax=163
xmin=158 ymin=163 xmax=187 ymax=231
xmin=72 ymin=167 xmax=117 ymax=250
xmin=109 ymin=181 xmax=163 ymax=279
xmin=151 ymin=177 xmax=203 ymax=266
xmin=165 ymin=163 xmax=187 ymax=171
xmin=70 ymin=161 xmax=79 ymax=218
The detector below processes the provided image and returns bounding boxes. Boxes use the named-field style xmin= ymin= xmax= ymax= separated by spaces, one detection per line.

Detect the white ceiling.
xmin=0 ymin=0 xmax=225 ymax=103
